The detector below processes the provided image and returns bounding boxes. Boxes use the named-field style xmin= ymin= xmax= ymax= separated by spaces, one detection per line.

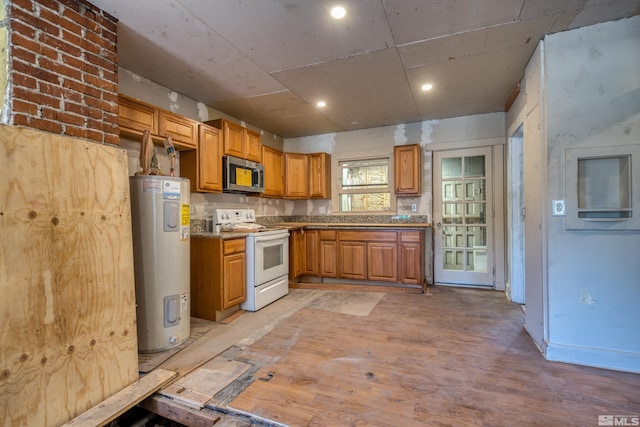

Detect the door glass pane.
xmin=465 ymin=226 xmax=486 ymax=248
xmin=443 ymin=226 xmax=464 ymax=247
xmin=465 ymin=203 xmax=486 ymax=224
xmin=444 ymin=250 xmax=464 ymax=270
xmin=442 ymin=157 xmax=462 ymax=178
xmin=464 ymin=156 xmax=485 ymax=177
xmin=465 ymin=179 xmax=486 ymax=201
xmin=442 ymin=203 xmax=464 ymax=224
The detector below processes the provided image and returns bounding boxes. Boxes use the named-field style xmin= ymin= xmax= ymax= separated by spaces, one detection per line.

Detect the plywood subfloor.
xmin=222 ymin=286 xmax=640 ymax=426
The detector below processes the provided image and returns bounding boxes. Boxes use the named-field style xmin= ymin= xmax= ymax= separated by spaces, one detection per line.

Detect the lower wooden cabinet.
xmin=367 ymin=242 xmax=398 ymax=282
xmin=289 ymin=229 xmax=305 ymax=278
xmin=294 ymin=228 xmax=424 ymax=286
xmin=319 ymin=230 xmax=337 ymax=278
xmin=190 ymin=237 xmax=246 ymax=322
xmin=399 ymin=231 xmax=423 ymax=284
xmin=338 ymin=241 xmax=367 ymax=280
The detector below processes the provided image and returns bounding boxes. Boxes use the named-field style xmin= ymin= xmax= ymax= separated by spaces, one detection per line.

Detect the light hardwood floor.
xmin=220 ymin=286 xmax=639 ymax=426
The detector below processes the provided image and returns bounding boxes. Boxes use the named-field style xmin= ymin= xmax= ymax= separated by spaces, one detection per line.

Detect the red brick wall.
xmin=9 ymin=0 xmax=119 ymax=145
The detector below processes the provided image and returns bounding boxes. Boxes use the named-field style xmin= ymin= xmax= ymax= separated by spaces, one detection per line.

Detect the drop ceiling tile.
xmin=384 ymin=0 xmax=523 ymax=45
xmin=569 ymin=0 xmax=640 ymax=29
xmin=519 ymin=0 xmax=586 ymax=20
xmin=399 ymin=15 xmax=553 ymax=69
xmin=406 ymin=45 xmax=535 ymax=120
xmin=273 ymin=48 xmax=420 ymax=130
xmin=178 ymin=0 xmax=395 ymax=73
xmin=252 ymin=114 xmax=346 ymax=139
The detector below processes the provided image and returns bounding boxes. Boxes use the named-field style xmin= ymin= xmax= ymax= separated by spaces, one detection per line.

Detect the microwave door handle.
xmin=254 ymin=232 xmax=290 ymax=242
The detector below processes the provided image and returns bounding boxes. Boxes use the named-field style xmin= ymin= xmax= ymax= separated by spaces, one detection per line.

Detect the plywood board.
xmin=61 ymin=368 xmax=177 ymax=426
xmin=0 ymin=125 xmax=139 ymax=426
xmin=159 ymin=356 xmax=251 ymax=409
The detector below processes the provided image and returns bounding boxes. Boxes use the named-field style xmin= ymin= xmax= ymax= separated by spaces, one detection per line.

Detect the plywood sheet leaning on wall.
xmin=0 ymin=125 xmax=139 ymax=426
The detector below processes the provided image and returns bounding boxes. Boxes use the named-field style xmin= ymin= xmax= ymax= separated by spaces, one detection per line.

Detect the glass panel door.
xmin=434 ymin=147 xmax=493 ymax=286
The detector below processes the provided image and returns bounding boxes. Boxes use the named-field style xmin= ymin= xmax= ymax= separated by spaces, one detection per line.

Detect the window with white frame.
xmin=338 ymin=157 xmax=393 ymax=212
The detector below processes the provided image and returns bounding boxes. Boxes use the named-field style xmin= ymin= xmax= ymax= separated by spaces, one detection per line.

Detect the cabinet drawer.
xmin=319 ymin=230 xmax=336 ymax=240
xmin=223 ymin=238 xmax=245 ymax=255
xmin=401 ymin=231 xmax=422 ymax=242
xmin=338 ymin=231 xmax=397 ymax=242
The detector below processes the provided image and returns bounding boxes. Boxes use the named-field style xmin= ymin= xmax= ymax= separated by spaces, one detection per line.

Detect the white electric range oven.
xmin=214 ymin=209 xmax=289 ymax=311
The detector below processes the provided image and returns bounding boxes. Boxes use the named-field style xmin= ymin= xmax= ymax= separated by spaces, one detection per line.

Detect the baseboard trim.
xmin=545 ymin=342 xmax=640 ymax=374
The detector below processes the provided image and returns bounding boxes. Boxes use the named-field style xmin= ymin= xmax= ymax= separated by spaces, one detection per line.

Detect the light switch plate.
xmin=552 ymin=200 xmax=565 ymax=216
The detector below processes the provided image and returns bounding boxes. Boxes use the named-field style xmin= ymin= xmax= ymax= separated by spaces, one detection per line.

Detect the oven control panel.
xmin=214 ymin=208 xmax=255 ymax=225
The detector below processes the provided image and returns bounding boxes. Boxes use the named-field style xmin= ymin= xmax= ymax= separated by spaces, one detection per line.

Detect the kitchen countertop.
xmin=191 ymin=222 xmax=431 ymax=239
xmin=275 ymin=222 xmax=431 ymax=230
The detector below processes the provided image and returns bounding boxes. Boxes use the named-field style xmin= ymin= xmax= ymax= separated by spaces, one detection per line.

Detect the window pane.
xmin=340 ymin=160 xmax=388 ymax=189
xmin=339 ymin=193 xmax=390 ymax=212
xmin=442 ymin=203 xmax=464 ymax=224
xmin=339 ymin=157 xmax=391 ymax=212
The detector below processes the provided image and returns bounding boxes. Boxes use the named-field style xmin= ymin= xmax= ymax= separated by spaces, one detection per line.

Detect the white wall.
xmin=543 ymin=16 xmax=640 ymax=372
xmin=285 ymin=113 xmax=505 ymax=217
xmin=507 ymin=16 xmax=640 ymax=372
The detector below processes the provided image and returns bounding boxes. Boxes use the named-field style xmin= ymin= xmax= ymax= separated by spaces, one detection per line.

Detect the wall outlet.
xmin=552 ymin=200 xmax=565 ymax=216
xmin=319 ymin=206 xmax=326 ymax=214
xmin=411 ymin=204 xmax=417 ymax=212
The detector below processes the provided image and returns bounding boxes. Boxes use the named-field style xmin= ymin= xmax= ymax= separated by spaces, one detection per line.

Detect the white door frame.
xmin=507 ymin=128 xmax=526 ymax=304
xmin=433 ymin=146 xmax=495 ymax=287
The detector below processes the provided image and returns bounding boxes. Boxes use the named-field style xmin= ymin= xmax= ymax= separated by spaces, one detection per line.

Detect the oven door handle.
xmin=254 ymin=232 xmax=290 ymax=242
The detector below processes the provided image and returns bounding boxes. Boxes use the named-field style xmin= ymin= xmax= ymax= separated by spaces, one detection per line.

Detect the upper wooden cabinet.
xmin=284 ymin=152 xmax=331 ymax=199
xmin=262 ymin=145 xmax=284 ymax=198
xmin=284 ymin=153 xmax=309 ymax=199
xmin=118 ymin=94 xmax=158 ymax=137
xmin=310 ymin=152 xmax=332 ymax=198
xmin=180 ymin=123 xmax=223 ymax=192
xmin=206 ymin=119 xmax=262 ymax=162
xmin=394 ymin=144 xmax=421 ymax=196
xmin=158 ymin=111 xmax=197 ymax=149
xmin=118 ymin=94 xmax=197 ymax=150
xmin=245 ymin=129 xmax=262 ymax=163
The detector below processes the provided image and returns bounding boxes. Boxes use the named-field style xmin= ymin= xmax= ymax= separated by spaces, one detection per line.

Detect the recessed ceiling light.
xmin=316 ymin=101 xmax=327 ymax=108
xmin=330 ymin=5 xmax=346 ymax=19
xmin=421 ymin=83 xmax=433 ymax=91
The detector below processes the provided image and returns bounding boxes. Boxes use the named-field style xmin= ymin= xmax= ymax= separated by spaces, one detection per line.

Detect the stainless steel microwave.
xmin=223 ymin=155 xmax=264 ymax=193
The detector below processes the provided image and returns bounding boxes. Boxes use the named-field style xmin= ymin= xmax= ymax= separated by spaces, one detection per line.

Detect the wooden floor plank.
xmin=224 ymin=286 xmax=640 ymax=426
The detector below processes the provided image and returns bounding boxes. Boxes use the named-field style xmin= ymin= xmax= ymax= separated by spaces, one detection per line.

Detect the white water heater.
xmin=129 ymin=176 xmax=190 ymax=353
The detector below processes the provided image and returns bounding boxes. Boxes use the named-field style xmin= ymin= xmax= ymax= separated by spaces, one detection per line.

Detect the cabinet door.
xmin=394 ymin=144 xmax=421 ymax=195
xmin=199 ymin=124 xmax=223 ymax=192
xmin=158 ymin=111 xmax=197 ymax=149
xmin=223 ymin=121 xmax=245 ymax=158
xmin=262 ymin=146 xmax=284 ymax=197
xmin=338 ymin=241 xmax=367 ymax=280
xmin=367 ymin=242 xmax=398 ymax=282
xmin=399 ymin=231 xmax=423 ymax=284
xmin=289 ymin=229 xmax=305 ymax=278
xmin=304 ymin=230 xmax=319 ymax=275
xmin=285 ymin=153 xmax=309 ymax=198
xmin=223 ymin=252 xmax=246 ymax=309
xmin=245 ymin=129 xmax=262 ymax=162
xmin=310 ymin=152 xmax=332 ymax=198
xmin=320 ymin=240 xmax=337 ymax=278
xmin=118 ymin=94 xmax=158 ymax=139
